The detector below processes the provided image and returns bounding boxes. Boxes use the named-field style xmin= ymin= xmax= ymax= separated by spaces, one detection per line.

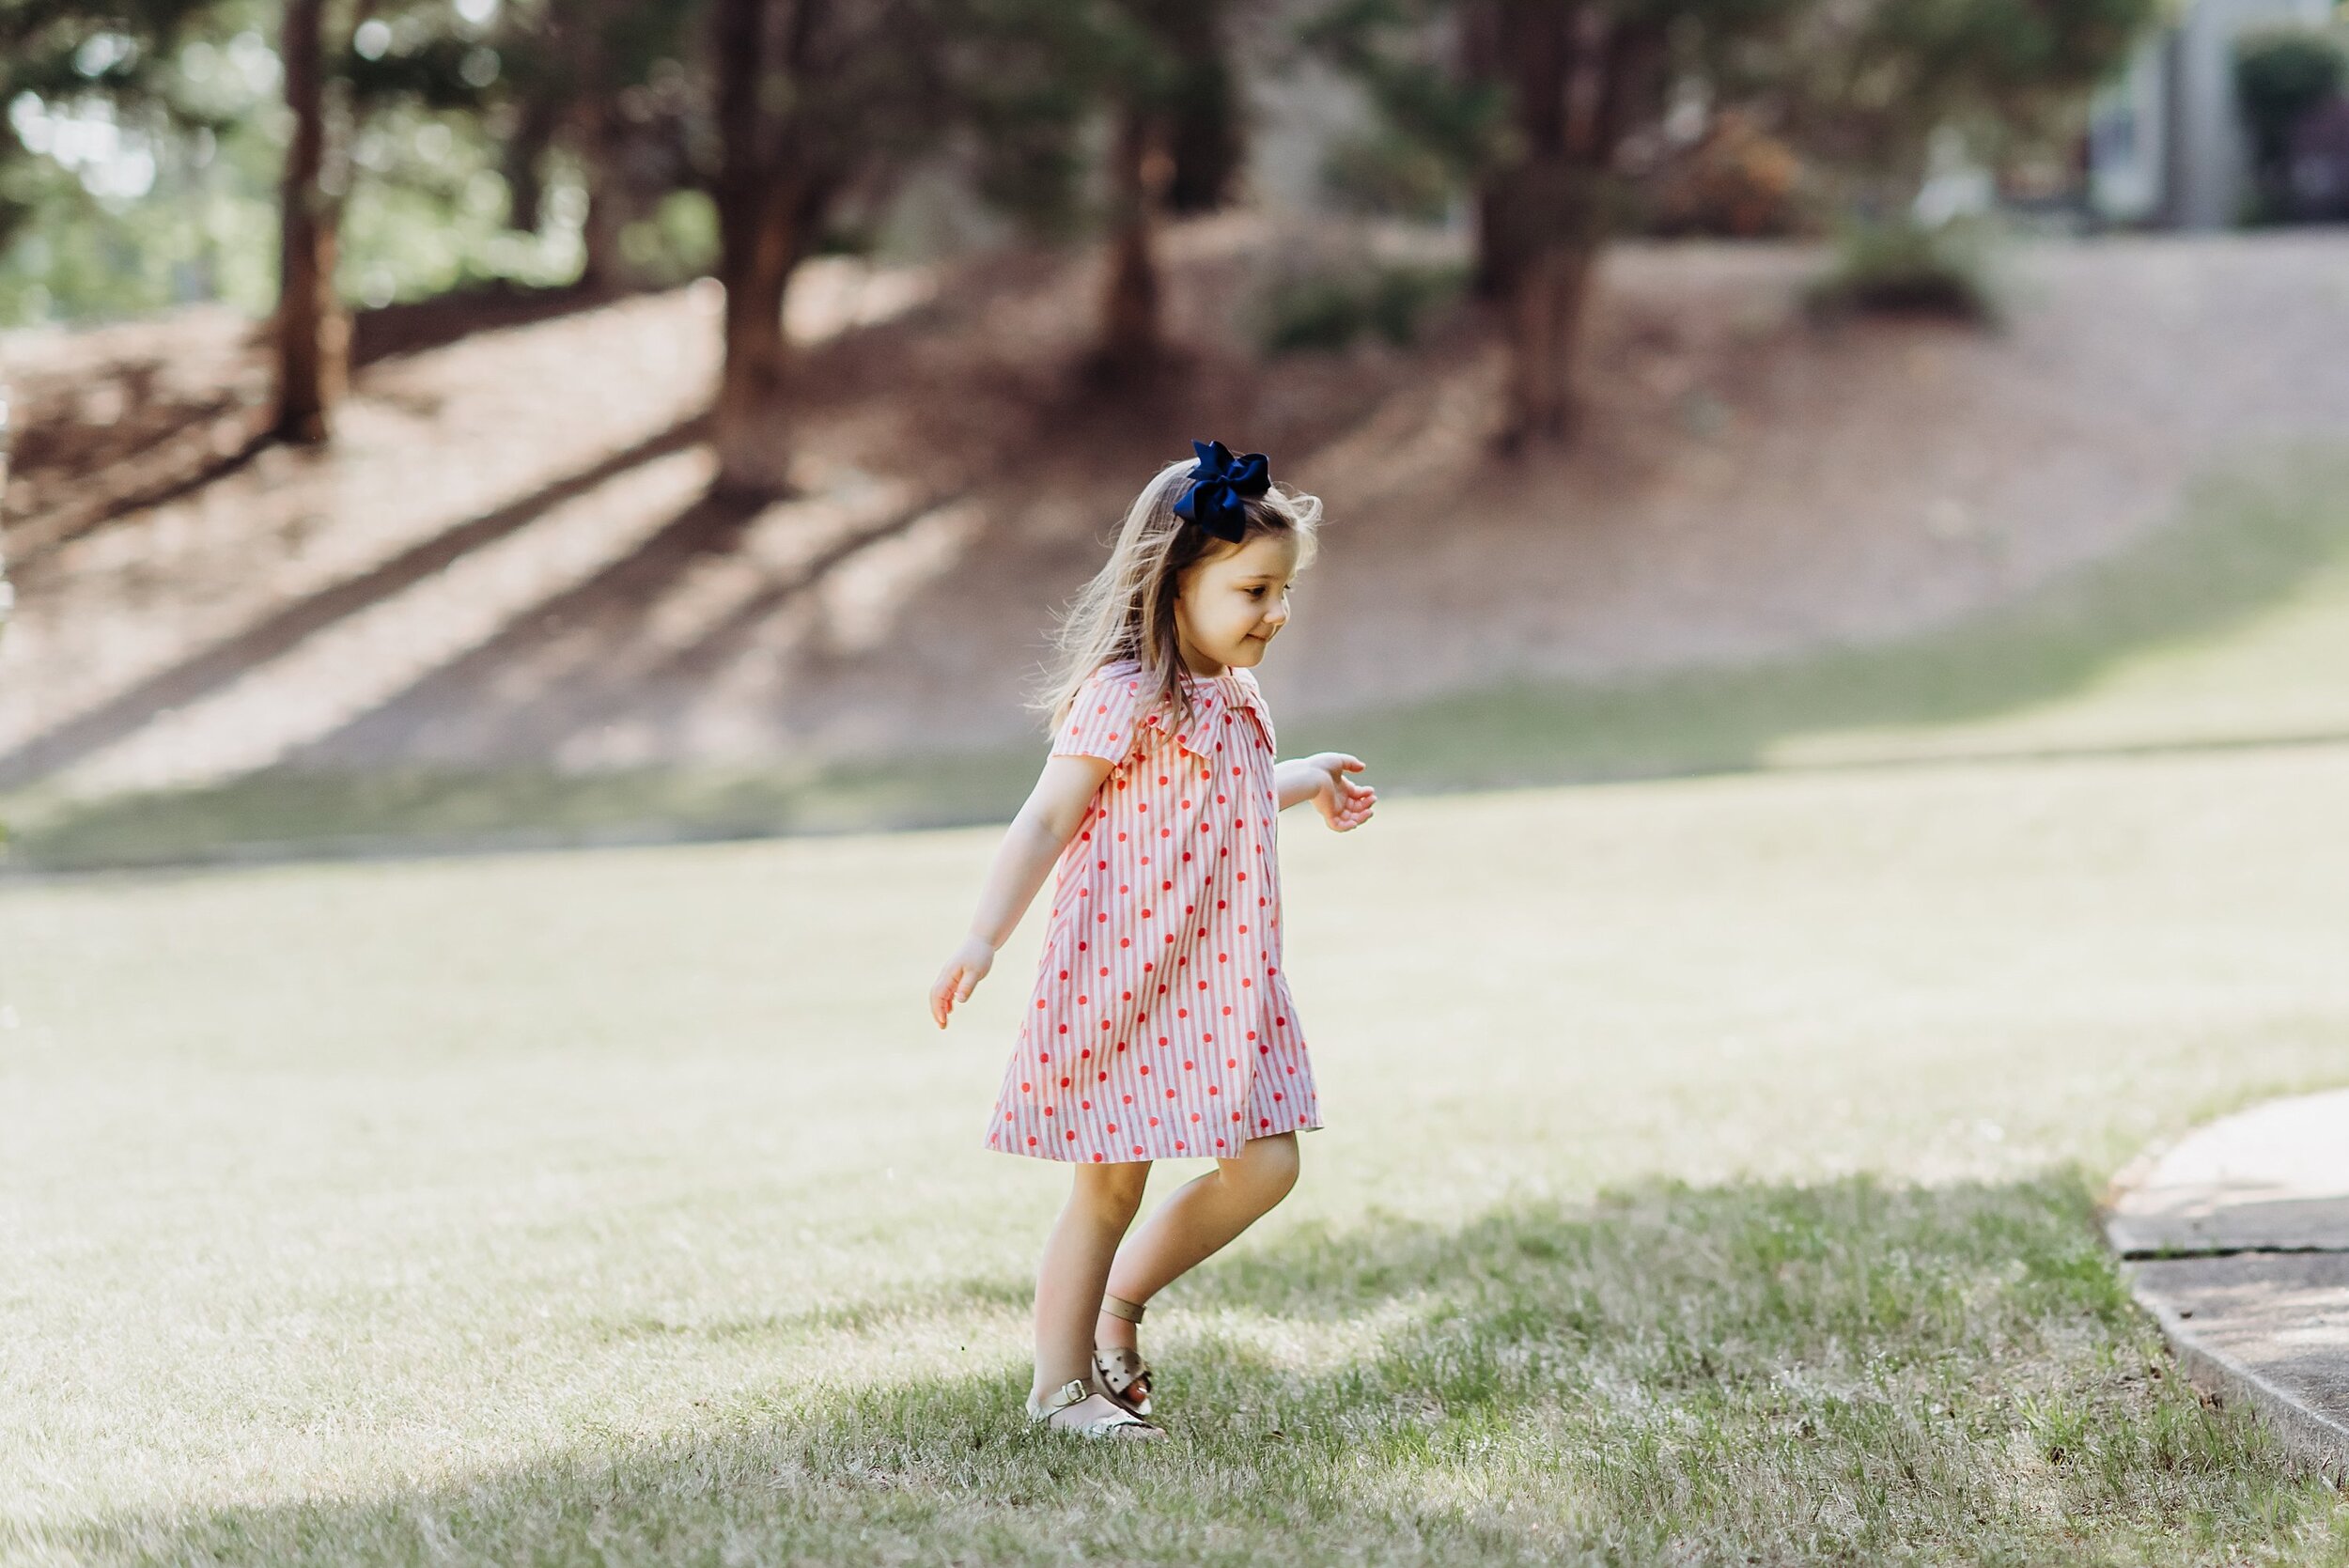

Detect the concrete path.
xmin=2108 ymin=1089 xmax=2349 ymax=1478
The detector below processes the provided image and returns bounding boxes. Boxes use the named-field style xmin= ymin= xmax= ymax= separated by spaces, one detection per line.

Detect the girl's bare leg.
xmin=1097 ymin=1133 xmax=1299 ymax=1364
xmin=1030 ymin=1160 xmax=1151 ymax=1419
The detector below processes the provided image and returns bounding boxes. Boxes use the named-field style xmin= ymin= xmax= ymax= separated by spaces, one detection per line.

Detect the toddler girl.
xmin=928 ymin=441 xmax=1376 ymax=1439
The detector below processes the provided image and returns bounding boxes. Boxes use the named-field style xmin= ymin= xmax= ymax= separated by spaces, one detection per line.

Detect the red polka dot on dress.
xmin=985 ymin=659 xmax=1321 ymax=1163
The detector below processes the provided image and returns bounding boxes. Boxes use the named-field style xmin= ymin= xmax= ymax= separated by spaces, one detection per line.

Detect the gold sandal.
xmin=1094 ymin=1293 xmax=1154 ymax=1418
xmin=1027 ymin=1377 xmax=1163 ymax=1439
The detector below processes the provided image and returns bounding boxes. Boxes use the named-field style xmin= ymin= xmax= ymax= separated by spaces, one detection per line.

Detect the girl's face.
xmin=1174 ymin=533 xmax=1299 ymax=675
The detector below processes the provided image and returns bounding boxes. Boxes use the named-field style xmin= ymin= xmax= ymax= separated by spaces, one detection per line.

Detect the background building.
xmin=2092 ymin=0 xmax=2337 ymax=226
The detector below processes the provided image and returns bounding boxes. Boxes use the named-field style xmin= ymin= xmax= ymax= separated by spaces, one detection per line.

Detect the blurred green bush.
xmin=1319 ymin=130 xmax=1460 ymax=225
xmin=1258 ymin=258 xmax=1466 ymax=354
xmin=1804 ymin=218 xmax=1998 ymax=324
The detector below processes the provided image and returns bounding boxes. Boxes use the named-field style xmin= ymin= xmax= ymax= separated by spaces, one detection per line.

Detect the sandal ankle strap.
xmin=1026 ymin=1378 xmax=1093 ymax=1422
xmin=1028 ymin=1377 xmax=1161 ymax=1436
xmin=1100 ymin=1293 xmax=1146 ymax=1325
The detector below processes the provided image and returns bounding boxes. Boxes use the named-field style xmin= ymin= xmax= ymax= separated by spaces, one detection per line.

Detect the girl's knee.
xmin=1229 ymin=1134 xmax=1299 ymax=1204
xmin=1074 ymin=1160 xmax=1150 ymax=1217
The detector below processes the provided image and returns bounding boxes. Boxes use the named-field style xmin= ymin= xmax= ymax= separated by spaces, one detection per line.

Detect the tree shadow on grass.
xmin=348 ymin=281 xmax=647 ymax=369
xmin=18 ymin=444 xmax=2349 ymax=876
xmin=8 ymin=439 xmax=2349 ymax=877
xmin=0 ymin=745 xmax=1048 ymax=871
xmin=0 ymin=417 xmax=711 ymax=791
xmin=41 ymin=1174 xmax=2341 ymax=1567
xmin=267 ymin=483 xmax=960 ymax=774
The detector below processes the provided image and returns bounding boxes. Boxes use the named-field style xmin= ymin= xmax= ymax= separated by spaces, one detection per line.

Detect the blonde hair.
xmin=1037 ymin=455 xmax=1322 ymax=732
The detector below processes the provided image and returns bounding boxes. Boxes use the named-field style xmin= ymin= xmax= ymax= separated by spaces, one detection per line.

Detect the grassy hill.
xmin=10 ymin=230 xmax=2349 ymax=875
xmin=9 ymin=434 xmax=2349 ymax=870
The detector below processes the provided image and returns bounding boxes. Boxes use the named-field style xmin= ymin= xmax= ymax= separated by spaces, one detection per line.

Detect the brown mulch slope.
xmin=1 ymin=282 xmax=624 ymax=567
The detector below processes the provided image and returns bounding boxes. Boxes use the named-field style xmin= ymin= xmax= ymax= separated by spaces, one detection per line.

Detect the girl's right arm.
xmin=928 ymin=753 xmax=1113 ymax=1029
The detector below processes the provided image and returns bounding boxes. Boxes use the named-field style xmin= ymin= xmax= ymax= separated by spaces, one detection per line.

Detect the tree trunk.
xmin=706 ymin=0 xmax=802 ymax=500
xmin=271 ymin=0 xmax=345 ymax=444
xmin=1475 ymin=180 xmax=1529 ymax=300
xmin=1 ymin=367 xmax=12 ymax=627
xmin=576 ymin=96 xmax=632 ymax=298
xmin=1095 ymin=108 xmax=1169 ymax=381
xmin=579 ymin=180 xmax=629 ymax=297
xmin=1503 ymin=241 xmax=1595 ymax=444
xmin=504 ymin=91 xmax=561 ymax=235
xmin=1164 ymin=1 xmax=1241 ymax=214
xmin=1486 ymin=3 xmax=1658 ymax=450
xmin=1460 ymin=1 xmax=1517 ymax=298
xmin=570 ymin=8 xmax=633 ymax=300
xmin=711 ymin=186 xmax=798 ymax=500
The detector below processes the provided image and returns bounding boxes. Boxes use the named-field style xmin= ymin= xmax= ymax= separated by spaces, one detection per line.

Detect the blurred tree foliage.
xmin=1756 ymin=0 xmax=2155 ymax=211
xmin=272 ymin=0 xmax=590 ymax=437
xmin=1306 ymin=0 xmax=2154 ymax=448
xmin=0 ymin=0 xmax=592 ymax=328
xmin=1318 ymin=124 xmax=1462 ymax=222
xmin=1258 ymin=254 xmax=1466 ymax=352
xmin=474 ymin=0 xmax=702 ymax=292
xmin=691 ymin=0 xmax=1205 ymax=493
xmin=0 ymin=0 xmax=2155 ymax=474
xmin=952 ymin=0 xmax=1250 ymax=380
xmin=1305 ymin=0 xmax=1805 ymax=446
xmin=1 ymin=0 xmax=275 ymax=320
xmin=0 ymin=0 xmax=1233 ymax=478
xmin=1 ymin=0 xmax=232 ymax=248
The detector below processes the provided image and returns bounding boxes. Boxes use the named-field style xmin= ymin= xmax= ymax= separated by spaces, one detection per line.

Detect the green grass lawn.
xmin=8 ymin=740 xmax=2349 ymax=1564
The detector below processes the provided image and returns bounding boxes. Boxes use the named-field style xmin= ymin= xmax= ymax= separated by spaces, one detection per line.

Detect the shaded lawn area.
xmin=6 ymin=742 xmax=2349 ymax=1563
xmin=8 ymin=443 xmax=2349 ymax=872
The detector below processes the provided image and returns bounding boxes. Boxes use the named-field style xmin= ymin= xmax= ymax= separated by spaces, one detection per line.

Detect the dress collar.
xmin=1100 ymin=659 xmax=1274 ymax=753
xmin=1167 ymin=666 xmax=1273 ymax=757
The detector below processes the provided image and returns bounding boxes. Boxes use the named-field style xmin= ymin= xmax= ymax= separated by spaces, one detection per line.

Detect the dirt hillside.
xmin=6 ymin=219 xmax=2348 ymax=796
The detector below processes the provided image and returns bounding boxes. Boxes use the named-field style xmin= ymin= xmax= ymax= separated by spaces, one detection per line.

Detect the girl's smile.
xmin=1175 ymin=534 xmax=1299 ymax=675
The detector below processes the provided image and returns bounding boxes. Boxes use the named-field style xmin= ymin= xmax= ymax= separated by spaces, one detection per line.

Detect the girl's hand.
xmin=1305 ymin=753 xmax=1376 ymax=832
xmin=929 ymin=936 xmax=997 ymax=1029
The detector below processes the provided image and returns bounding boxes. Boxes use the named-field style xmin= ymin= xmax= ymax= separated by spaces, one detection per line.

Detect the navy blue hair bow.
xmin=1172 ymin=439 xmax=1270 ymax=542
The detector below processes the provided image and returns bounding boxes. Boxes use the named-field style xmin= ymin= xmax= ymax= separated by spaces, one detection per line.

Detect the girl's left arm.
xmin=928 ymin=753 xmax=1112 ymax=1029
xmin=1275 ymin=753 xmax=1377 ymax=831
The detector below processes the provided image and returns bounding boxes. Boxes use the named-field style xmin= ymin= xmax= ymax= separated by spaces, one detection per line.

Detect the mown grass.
xmin=6 ymin=742 xmax=2349 ymax=1562
xmin=45 ymin=1182 xmax=2341 ymax=1566
xmin=8 ymin=443 xmax=2349 ymax=872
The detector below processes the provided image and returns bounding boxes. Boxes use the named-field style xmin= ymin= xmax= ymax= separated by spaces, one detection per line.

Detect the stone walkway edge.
xmin=2105 ymin=1089 xmax=2349 ymax=1483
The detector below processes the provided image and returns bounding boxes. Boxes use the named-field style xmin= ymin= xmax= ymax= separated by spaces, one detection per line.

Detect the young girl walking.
xmin=928 ymin=441 xmax=1376 ymax=1439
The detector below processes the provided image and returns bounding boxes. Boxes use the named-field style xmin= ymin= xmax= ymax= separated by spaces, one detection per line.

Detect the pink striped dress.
xmin=986 ymin=659 xmax=1322 ymax=1163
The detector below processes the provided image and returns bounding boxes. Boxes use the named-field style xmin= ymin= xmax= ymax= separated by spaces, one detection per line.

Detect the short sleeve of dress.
xmin=1050 ymin=667 xmax=1147 ymax=765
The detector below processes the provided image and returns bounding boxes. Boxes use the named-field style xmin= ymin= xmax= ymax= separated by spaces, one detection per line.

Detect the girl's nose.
xmin=1263 ymin=599 xmax=1289 ymax=628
